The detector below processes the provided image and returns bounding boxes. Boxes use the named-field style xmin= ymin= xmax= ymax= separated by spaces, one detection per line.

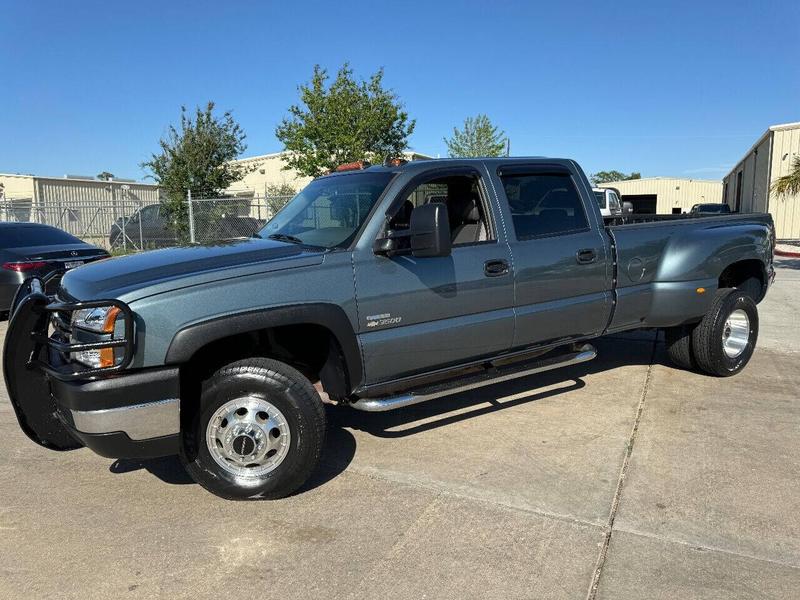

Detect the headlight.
xmin=70 ymin=306 xmax=123 ymax=368
xmin=71 ymin=306 xmax=121 ymax=333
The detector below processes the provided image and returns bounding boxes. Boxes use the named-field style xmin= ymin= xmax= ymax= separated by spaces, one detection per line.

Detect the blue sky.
xmin=1 ymin=0 xmax=797 ymax=181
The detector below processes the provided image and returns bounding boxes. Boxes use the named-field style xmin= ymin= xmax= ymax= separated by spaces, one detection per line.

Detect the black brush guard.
xmin=2 ymin=276 xmax=134 ymax=450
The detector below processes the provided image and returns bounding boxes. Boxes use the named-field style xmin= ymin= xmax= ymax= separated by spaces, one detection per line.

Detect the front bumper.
xmin=2 ymin=278 xmax=180 ymax=459
xmin=51 ymin=367 xmax=181 ymax=458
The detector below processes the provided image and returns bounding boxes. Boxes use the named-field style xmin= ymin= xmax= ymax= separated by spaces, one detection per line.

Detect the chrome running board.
xmin=351 ymin=343 xmax=597 ymax=412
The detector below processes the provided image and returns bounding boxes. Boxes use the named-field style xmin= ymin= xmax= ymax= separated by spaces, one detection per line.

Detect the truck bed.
xmin=602 ymin=211 xmax=774 ymax=333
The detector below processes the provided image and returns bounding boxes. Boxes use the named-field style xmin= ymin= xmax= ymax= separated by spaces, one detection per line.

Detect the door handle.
xmin=484 ymin=259 xmax=509 ymax=277
xmin=576 ymin=248 xmax=596 ymax=264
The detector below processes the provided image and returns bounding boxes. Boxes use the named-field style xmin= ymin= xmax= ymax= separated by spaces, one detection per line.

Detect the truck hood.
xmin=59 ymin=238 xmax=326 ymax=302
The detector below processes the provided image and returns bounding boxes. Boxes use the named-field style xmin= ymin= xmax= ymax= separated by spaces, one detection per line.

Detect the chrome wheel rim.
xmin=722 ymin=309 xmax=750 ymax=358
xmin=206 ymin=397 xmax=291 ymax=479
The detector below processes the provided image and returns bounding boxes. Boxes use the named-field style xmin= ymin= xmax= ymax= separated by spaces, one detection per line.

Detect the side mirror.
xmin=410 ymin=203 xmax=451 ymax=258
xmin=622 ymin=201 xmax=633 ymax=215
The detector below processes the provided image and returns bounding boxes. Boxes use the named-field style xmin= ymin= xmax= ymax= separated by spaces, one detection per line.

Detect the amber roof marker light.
xmin=334 ymin=160 xmax=371 ymax=172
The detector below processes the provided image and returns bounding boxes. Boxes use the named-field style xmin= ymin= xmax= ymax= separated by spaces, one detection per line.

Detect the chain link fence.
xmin=186 ymin=194 xmax=293 ymax=244
xmin=1 ymin=196 xmax=155 ymax=251
xmin=0 ymin=194 xmax=295 ymax=252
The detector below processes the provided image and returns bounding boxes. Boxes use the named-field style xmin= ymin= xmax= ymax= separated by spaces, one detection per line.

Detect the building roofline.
xmin=598 ymin=177 xmax=722 ymax=184
xmin=724 ymin=121 xmax=800 ymax=180
xmin=0 ymin=173 xmax=158 ymax=186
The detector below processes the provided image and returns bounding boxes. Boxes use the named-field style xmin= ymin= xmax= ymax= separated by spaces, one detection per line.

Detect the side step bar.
xmin=351 ymin=343 xmax=597 ymax=412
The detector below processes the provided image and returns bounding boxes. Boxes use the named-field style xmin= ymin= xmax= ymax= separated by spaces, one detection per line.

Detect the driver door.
xmin=353 ymin=168 xmax=515 ymax=385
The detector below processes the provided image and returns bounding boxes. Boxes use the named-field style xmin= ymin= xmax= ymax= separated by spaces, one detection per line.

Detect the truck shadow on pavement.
xmin=331 ymin=333 xmax=664 ymax=441
xmin=107 ymin=334 xmax=662 ymax=493
xmin=107 ymin=430 xmax=359 ymax=495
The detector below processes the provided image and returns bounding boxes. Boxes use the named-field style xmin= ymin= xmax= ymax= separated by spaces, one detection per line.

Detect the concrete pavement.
xmin=1 ymin=258 xmax=798 ymax=599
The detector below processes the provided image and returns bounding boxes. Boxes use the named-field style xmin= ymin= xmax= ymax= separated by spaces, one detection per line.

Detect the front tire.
xmin=180 ymin=358 xmax=326 ymax=500
xmin=691 ymin=288 xmax=758 ymax=377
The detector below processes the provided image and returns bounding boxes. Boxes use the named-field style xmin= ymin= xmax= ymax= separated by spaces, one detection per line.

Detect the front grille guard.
xmin=13 ymin=275 xmax=135 ymax=381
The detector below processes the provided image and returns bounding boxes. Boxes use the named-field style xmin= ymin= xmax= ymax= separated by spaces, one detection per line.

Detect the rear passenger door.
xmin=492 ymin=164 xmax=612 ymax=349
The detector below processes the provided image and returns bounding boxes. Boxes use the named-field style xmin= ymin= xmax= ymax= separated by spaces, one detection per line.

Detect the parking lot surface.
xmin=1 ymin=257 xmax=799 ymax=599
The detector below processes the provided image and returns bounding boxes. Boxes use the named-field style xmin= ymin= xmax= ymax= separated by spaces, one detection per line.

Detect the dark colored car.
xmin=0 ymin=222 xmax=109 ymax=317
xmin=690 ymin=203 xmax=732 ymax=215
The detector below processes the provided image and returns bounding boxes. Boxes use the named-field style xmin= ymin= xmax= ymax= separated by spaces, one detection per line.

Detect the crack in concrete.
xmin=585 ymin=337 xmax=657 ymax=600
xmin=614 ymin=526 xmax=800 ymax=572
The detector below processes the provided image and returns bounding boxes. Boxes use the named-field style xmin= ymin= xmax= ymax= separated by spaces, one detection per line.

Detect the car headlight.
xmin=70 ymin=306 xmax=123 ymax=368
xmin=71 ymin=306 xmax=121 ymax=333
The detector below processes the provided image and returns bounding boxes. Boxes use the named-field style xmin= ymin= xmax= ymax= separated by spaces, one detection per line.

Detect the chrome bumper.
xmin=67 ymin=398 xmax=180 ymax=441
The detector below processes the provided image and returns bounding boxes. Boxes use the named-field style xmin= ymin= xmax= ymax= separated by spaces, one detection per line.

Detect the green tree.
xmin=266 ymin=182 xmax=298 ymax=198
xmin=444 ymin=114 xmax=508 ymax=158
xmin=771 ymin=156 xmax=800 ymax=198
xmin=265 ymin=183 xmax=298 ymax=215
xmin=276 ymin=64 xmax=416 ymax=177
xmin=590 ymin=171 xmax=641 ymax=185
xmin=141 ymin=102 xmax=250 ymax=239
xmin=96 ymin=171 xmax=115 ymax=181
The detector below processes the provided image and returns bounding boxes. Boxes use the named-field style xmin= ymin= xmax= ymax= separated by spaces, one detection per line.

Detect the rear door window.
xmin=501 ymin=173 xmax=589 ymax=239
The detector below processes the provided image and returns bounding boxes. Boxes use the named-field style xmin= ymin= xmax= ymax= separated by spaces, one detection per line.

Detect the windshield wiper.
xmin=268 ymin=233 xmax=305 ymax=245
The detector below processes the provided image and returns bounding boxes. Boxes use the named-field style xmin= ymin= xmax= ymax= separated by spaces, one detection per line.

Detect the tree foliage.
xmin=266 ymin=182 xmax=298 ymax=198
xmin=590 ymin=170 xmax=642 ymax=185
xmin=771 ymin=156 xmax=800 ymax=198
xmin=141 ymin=102 xmax=250 ymax=239
xmin=96 ymin=171 xmax=115 ymax=181
xmin=444 ymin=114 xmax=507 ymax=158
xmin=265 ymin=183 xmax=298 ymax=215
xmin=275 ymin=64 xmax=416 ymax=177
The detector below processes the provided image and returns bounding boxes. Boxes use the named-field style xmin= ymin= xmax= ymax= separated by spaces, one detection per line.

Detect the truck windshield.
xmin=593 ymin=190 xmax=607 ymax=209
xmin=259 ymin=171 xmax=395 ymax=248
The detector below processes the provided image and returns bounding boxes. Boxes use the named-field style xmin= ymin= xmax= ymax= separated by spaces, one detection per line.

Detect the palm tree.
xmin=772 ymin=156 xmax=800 ymax=197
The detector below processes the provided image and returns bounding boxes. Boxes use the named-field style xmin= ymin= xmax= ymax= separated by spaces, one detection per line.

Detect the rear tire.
xmin=665 ymin=324 xmax=696 ymax=370
xmin=180 ymin=357 xmax=326 ymax=500
xmin=691 ymin=288 xmax=758 ymax=377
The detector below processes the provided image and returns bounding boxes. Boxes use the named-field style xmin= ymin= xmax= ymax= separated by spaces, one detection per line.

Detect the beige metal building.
xmin=722 ymin=121 xmax=800 ymax=240
xmin=597 ymin=177 xmax=723 ymax=214
xmin=225 ymin=150 xmax=433 ymax=196
xmin=0 ymin=174 xmax=160 ymax=246
xmin=0 ymin=173 xmax=159 ymax=213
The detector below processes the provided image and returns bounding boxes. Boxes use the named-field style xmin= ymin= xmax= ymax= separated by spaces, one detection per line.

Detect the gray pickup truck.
xmin=3 ymin=158 xmax=776 ymax=500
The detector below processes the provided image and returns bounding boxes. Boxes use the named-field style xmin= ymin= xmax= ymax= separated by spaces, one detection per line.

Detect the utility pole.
xmin=505 ymin=138 xmax=511 ymax=157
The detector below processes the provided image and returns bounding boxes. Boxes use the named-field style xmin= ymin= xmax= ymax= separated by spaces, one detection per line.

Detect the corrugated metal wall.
xmin=34 ymin=178 xmax=160 ymax=207
xmin=769 ymin=127 xmax=800 ymax=239
xmin=599 ymin=178 xmax=723 ymax=213
xmin=723 ymin=124 xmax=800 ymax=240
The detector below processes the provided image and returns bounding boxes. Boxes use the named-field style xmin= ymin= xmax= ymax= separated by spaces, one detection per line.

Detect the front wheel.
xmin=180 ymin=358 xmax=326 ymax=500
xmin=691 ymin=288 xmax=759 ymax=377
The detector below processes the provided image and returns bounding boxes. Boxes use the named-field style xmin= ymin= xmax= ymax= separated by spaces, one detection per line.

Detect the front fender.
xmin=164 ymin=303 xmax=363 ymax=390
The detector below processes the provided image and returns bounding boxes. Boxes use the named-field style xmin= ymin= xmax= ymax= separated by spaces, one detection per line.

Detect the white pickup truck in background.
xmin=593 ymin=187 xmax=623 ymax=217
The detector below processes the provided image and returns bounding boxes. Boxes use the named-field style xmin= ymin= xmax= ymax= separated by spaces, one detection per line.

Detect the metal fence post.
xmin=118 ymin=188 xmax=127 ymax=252
xmin=137 ymin=200 xmax=144 ymax=250
xmin=187 ymin=189 xmax=196 ymax=243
